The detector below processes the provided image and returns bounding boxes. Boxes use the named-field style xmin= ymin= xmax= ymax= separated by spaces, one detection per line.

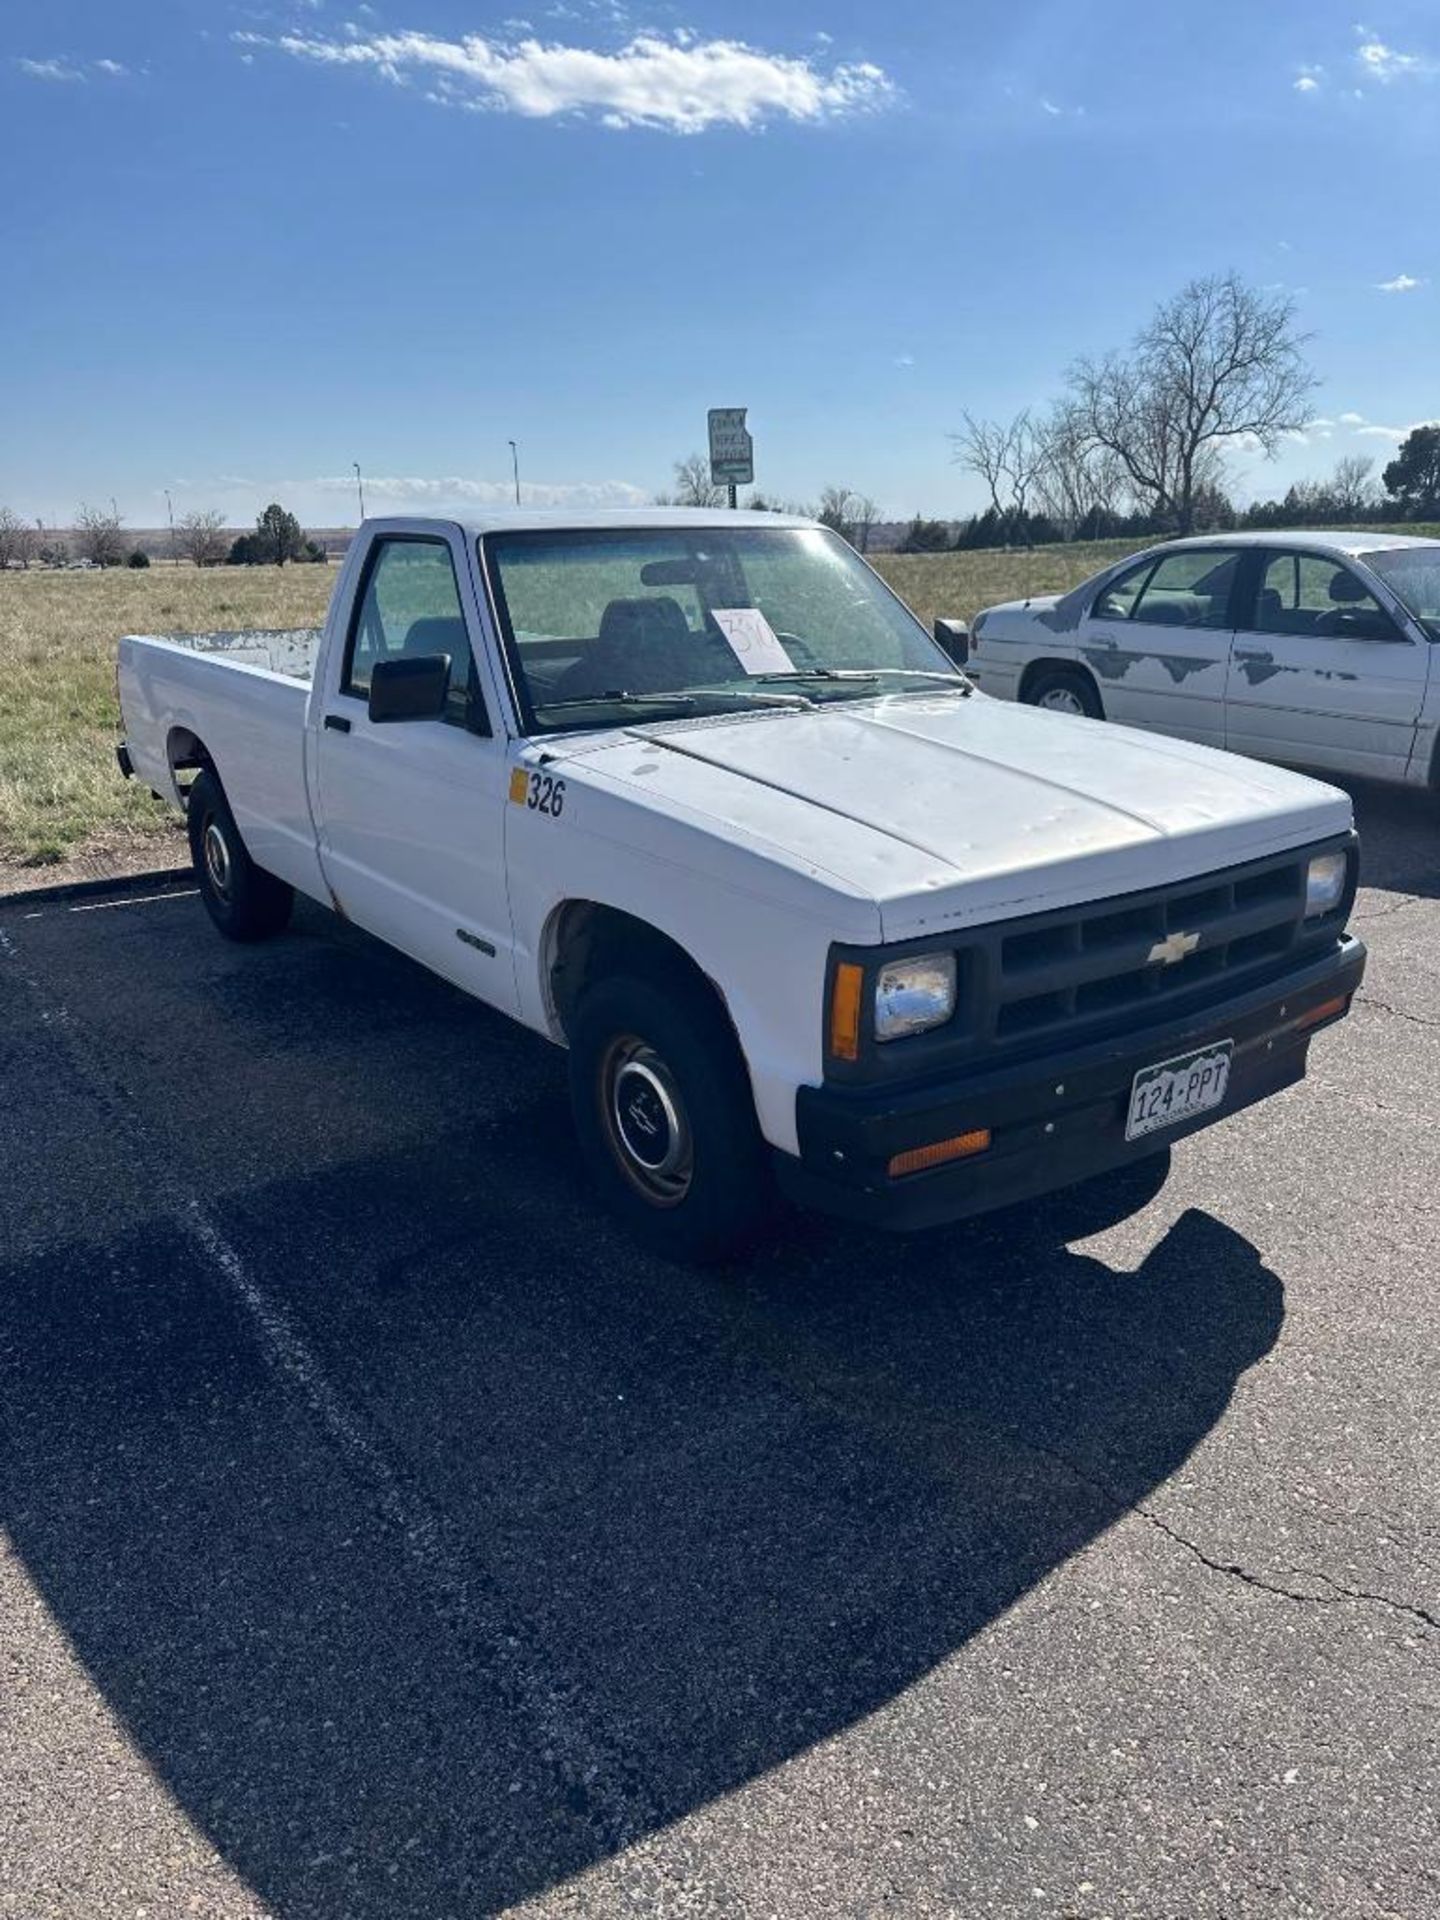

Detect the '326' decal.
xmin=525 ymin=771 xmax=566 ymax=817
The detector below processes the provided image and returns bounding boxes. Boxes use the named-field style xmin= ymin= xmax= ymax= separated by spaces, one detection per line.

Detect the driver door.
xmin=313 ymin=529 xmax=520 ymax=1015
xmin=1224 ymin=549 xmax=1427 ymax=779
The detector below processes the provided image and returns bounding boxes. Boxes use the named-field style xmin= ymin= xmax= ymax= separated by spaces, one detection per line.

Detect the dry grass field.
xmin=0 ymin=565 xmax=332 ymax=877
xmin=0 ymin=546 xmax=1126 ymax=879
xmin=2 ymin=529 xmax=1433 ymax=882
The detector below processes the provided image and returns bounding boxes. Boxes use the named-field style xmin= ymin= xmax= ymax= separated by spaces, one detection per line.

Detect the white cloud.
xmin=234 ymin=25 xmax=896 ymax=132
xmin=1355 ymin=36 xmax=1432 ymax=80
xmin=1376 ymin=272 xmax=1424 ymax=292
xmin=1351 ymin=416 xmax=1420 ymax=439
xmin=893 ymin=353 xmax=915 ymax=368
xmin=1338 ymin=410 xmax=1366 ymax=425
xmin=1294 ymin=65 xmax=1323 ymax=92
xmin=305 ymin=474 xmax=651 ymax=508
xmin=17 ymin=56 xmax=84 ymax=81
xmin=94 ymin=58 xmax=128 ymax=77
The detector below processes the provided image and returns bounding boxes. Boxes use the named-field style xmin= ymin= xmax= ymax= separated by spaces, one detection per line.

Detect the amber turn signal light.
xmin=1294 ymin=994 xmax=1349 ymax=1033
xmin=829 ymin=962 xmax=864 ymax=1061
xmin=887 ymin=1128 xmax=991 ymax=1179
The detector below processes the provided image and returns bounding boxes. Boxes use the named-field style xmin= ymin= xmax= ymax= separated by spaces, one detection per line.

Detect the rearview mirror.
xmin=368 ymin=653 xmax=451 ymax=722
xmin=933 ymin=617 xmax=970 ymax=666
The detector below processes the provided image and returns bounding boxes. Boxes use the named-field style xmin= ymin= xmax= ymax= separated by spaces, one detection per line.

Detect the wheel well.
xmin=1018 ymin=657 xmax=1099 ymax=706
xmin=166 ymin=727 xmax=213 ymax=798
xmin=546 ymin=901 xmax=730 ymax=1044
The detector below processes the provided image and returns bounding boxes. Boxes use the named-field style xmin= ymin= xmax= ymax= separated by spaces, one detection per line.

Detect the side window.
xmin=1091 ymin=559 xmax=1154 ymax=622
xmin=344 ymin=538 xmax=483 ymax=725
xmin=1254 ymin=553 xmax=1401 ymax=642
xmin=1129 ymin=551 xmax=1239 ymax=630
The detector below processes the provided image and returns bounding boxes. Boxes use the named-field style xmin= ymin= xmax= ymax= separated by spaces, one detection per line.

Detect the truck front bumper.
xmin=776 ymin=935 xmax=1366 ymax=1233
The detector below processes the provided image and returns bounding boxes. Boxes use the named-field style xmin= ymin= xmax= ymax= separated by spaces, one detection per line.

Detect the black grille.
xmin=826 ymin=835 xmax=1355 ymax=1090
xmin=992 ymin=852 xmax=1309 ymax=1043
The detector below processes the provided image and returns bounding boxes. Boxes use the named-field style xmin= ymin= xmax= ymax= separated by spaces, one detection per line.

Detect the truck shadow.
xmin=2 ymin=1121 xmax=1280 ymax=1917
xmin=1326 ymin=776 xmax=1440 ymax=900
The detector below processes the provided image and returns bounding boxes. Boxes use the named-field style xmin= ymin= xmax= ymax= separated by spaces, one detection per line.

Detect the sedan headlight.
xmin=1305 ymin=851 xmax=1347 ymax=918
xmin=875 ymin=951 xmax=957 ymax=1041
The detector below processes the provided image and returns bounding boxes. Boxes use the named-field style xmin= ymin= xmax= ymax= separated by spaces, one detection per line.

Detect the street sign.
xmin=708 ymin=408 xmax=754 ymax=488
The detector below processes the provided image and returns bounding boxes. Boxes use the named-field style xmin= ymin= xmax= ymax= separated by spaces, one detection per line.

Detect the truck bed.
xmin=117 ymin=627 xmax=328 ymax=905
xmin=140 ymin=628 xmax=323 ymax=682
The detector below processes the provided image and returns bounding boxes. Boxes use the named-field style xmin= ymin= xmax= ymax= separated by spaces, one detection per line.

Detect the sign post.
xmin=708 ymin=408 xmax=753 ymax=508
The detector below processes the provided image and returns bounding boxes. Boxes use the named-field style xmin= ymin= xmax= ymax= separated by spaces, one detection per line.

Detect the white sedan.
xmin=967 ymin=530 xmax=1440 ymax=787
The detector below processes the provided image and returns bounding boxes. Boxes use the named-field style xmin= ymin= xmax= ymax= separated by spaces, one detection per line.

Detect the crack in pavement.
xmin=1133 ymin=1505 xmax=1440 ymax=1635
xmin=1305 ymin=1076 xmax=1440 ymax=1127
xmin=1014 ymin=1429 xmax=1439 ymax=1642
xmin=1351 ymin=893 xmax=1427 ymax=923
xmin=1357 ymin=993 xmax=1440 ymax=1032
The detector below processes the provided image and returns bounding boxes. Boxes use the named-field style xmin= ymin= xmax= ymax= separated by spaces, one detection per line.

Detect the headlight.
xmin=1305 ymin=851 xmax=1347 ymax=918
xmin=875 ymin=951 xmax=957 ymax=1041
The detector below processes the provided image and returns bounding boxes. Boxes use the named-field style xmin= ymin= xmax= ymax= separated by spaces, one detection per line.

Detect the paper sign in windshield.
xmin=710 ymin=608 xmax=795 ymax=676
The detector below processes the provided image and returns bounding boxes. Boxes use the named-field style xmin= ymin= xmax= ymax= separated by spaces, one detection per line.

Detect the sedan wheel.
xmin=1037 ymin=685 xmax=1086 ymax=716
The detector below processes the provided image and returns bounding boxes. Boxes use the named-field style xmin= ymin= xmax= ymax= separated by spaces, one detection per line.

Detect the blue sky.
xmin=3 ymin=0 xmax=1437 ymax=527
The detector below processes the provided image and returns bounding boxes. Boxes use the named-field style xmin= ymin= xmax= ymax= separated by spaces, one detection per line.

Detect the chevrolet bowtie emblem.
xmin=1147 ymin=929 xmax=1201 ymax=967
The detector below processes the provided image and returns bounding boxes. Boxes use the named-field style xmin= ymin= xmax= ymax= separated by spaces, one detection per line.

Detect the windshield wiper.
xmin=537 ymin=686 xmax=815 ymax=715
xmin=752 ymin=667 xmax=972 ymax=693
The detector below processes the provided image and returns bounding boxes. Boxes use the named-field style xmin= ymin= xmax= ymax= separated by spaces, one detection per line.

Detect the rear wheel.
xmin=1023 ymin=665 xmax=1103 ymax=720
xmin=568 ymin=971 xmax=774 ymax=1264
xmin=186 ymin=767 xmax=293 ymax=942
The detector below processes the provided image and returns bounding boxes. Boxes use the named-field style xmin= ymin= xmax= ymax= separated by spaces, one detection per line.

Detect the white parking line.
xmin=0 ymin=913 xmax=658 ymax=1856
xmin=66 ymin=889 xmax=200 ymax=913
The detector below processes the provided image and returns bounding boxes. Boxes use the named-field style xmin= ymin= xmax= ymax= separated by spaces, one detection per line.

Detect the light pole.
xmin=164 ymin=488 xmax=177 ymax=565
xmin=353 ymin=462 xmax=366 ymax=524
xmin=508 ymin=440 xmax=521 ymax=507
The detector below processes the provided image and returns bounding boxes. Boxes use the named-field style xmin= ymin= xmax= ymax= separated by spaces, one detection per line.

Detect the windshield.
xmin=481 ymin=525 xmax=962 ymax=734
xmin=1365 ymin=546 xmax=1440 ymax=641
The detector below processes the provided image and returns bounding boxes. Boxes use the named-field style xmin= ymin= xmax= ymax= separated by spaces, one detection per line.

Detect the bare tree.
xmin=1068 ymin=273 xmax=1317 ymax=535
xmin=177 ymin=508 xmax=229 ymax=568
xmin=0 ymin=507 xmax=27 ymax=569
xmin=658 ymin=453 xmax=726 ymax=509
xmin=812 ymin=486 xmax=881 ymax=550
xmin=950 ymin=410 xmax=1047 ymax=543
xmin=74 ymin=502 xmax=127 ymax=568
xmin=1330 ymin=454 xmax=1377 ymax=519
xmin=850 ymin=494 xmax=879 ymax=553
xmin=1029 ymin=403 xmax=1127 ymax=538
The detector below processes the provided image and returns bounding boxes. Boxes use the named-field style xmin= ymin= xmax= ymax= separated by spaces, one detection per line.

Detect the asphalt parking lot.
xmin=2 ymin=781 xmax=1437 ymax=1920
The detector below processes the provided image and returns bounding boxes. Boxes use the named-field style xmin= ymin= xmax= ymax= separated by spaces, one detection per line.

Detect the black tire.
xmin=186 ymin=767 xmax=294 ymax=942
xmin=567 ymin=970 xmax=774 ymax=1264
xmin=1023 ymin=665 xmax=1104 ymax=721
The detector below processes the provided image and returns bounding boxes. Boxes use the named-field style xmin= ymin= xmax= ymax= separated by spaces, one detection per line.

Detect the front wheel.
xmin=1023 ymin=666 xmax=1103 ymax=720
xmin=567 ymin=971 xmax=774 ymax=1264
xmin=186 ymin=768 xmax=294 ymax=942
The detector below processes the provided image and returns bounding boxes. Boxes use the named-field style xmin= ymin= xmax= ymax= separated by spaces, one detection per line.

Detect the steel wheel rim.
xmin=601 ymin=1035 xmax=694 ymax=1206
xmin=1038 ymin=686 xmax=1085 ymax=716
xmin=203 ymin=818 xmax=233 ymax=901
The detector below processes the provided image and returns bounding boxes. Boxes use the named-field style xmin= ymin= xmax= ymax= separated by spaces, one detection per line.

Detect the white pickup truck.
xmin=118 ymin=511 xmax=1365 ymax=1261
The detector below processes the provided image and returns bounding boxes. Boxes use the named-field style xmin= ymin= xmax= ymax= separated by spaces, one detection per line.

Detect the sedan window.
xmin=1091 ymin=558 xmax=1154 ymax=622
xmin=1253 ymin=554 xmax=1401 ymax=643
xmin=1129 ymin=551 xmax=1239 ymax=630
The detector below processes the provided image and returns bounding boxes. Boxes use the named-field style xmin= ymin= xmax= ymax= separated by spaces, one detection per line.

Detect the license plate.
xmin=1125 ymin=1041 xmax=1233 ymax=1142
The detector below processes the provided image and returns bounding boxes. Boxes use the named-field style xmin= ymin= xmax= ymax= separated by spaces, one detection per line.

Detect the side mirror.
xmin=368 ymin=653 xmax=451 ymax=722
xmin=933 ymin=617 xmax=970 ymax=666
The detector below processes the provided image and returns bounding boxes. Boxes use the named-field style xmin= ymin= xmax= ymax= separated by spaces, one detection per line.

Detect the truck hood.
xmin=598 ymin=692 xmax=1351 ymax=939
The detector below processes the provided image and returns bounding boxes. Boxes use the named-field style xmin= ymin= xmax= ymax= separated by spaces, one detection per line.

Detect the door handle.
xmin=324 ymin=713 xmax=352 ymax=734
